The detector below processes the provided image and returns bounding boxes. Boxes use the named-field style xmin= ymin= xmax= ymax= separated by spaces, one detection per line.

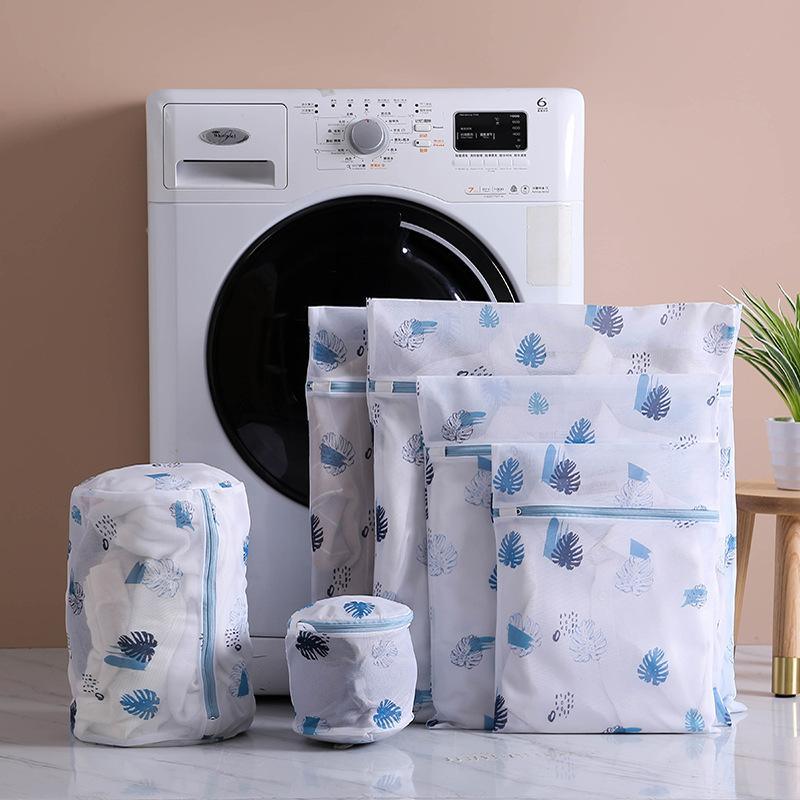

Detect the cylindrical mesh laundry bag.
xmin=286 ymin=595 xmax=416 ymax=744
xmin=66 ymin=463 xmax=254 ymax=746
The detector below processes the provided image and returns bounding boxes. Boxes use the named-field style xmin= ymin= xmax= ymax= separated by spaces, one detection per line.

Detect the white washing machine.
xmin=146 ymin=88 xmax=584 ymax=693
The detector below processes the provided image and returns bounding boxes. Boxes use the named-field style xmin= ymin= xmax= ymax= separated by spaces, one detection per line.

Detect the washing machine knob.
xmin=346 ymin=118 xmax=387 ymax=155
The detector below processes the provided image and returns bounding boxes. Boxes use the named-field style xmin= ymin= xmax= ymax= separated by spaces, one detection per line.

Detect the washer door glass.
xmin=207 ymin=196 xmax=517 ymax=505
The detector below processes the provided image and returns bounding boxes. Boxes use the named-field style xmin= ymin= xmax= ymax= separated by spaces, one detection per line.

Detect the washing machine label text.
xmin=199 ymin=127 xmax=250 ymax=145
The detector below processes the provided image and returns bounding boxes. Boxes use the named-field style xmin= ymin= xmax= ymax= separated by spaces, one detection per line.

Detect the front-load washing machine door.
xmin=207 ymin=196 xmax=516 ymax=505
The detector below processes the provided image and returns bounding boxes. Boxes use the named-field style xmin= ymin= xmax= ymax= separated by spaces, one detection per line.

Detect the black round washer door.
xmin=207 ymin=195 xmax=517 ymax=505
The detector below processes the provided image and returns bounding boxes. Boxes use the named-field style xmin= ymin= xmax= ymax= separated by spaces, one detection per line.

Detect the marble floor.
xmin=0 ymin=647 xmax=797 ymax=800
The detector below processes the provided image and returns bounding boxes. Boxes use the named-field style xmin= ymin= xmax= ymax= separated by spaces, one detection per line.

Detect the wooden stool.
xmin=736 ymin=481 xmax=800 ymax=696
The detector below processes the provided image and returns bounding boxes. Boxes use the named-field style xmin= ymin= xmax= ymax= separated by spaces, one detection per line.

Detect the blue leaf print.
xmin=684 ymin=708 xmax=705 ymax=733
xmin=682 ymin=584 xmax=708 ymax=608
xmin=565 ymin=418 xmax=595 ymax=444
xmin=68 ymin=572 xmax=84 ymax=615
xmin=569 ymin=619 xmax=608 ymax=662
xmin=219 ymin=480 xmax=232 ymax=488
xmin=604 ymin=725 xmax=643 ymax=734
xmin=450 ymin=634 xmax=495 ymax=668
xmin=550 ymin=530 xmax=583 ymax=570
xmin=549 ymin=459 xmax=581 ymax=495
xmin=702 ymin=322 xmax=736 ymax=356
xmin=479 ymin=304 xmax=500 ymax=328
xmin=392 ymin=319 xmax=437 ymax=350
xmin=515 ymin=332 xmax=547 ymax=368
xmin=310 ymin=513 xmax=324 ymax=552
xmin=70 ymin=505 xmax=82 ymax=525
xmin=488 ymin=564 xmax=497 ymax=591
xmin=441 ymin=410 xmax=486 ymax=442
xmin=719 ymin=533 xmax=736 ymax=572
xmin=615 ymin=555 xmax=654 ymax=597
xmin=507 ymin=612 xmax=541 ymax=657
xmin=528 ymin=392 xmax=549 ymax=415
xmin=243 ymin=535 xmax=249 ymax=564
xmin=402 ymin=431 xmax=426 ymax=465
xmin=591 ymin=306 xmax=624 ymax=338
xmin=169 ymin=500 xmax=194 ymax=531
xmin=375 ymin=504 xmax=388 ymax=543
xmin=425 ymin=533 xmax=459 ymax=576
xmin=105 ymin=631 xmax=158 ymax=671
xmin=119 ymin=688 xmax=160 ymax=720
xmin=492 ymin=694 xmax=508 ymax=731
xmin=312 ymin=329 xmax=347 ymax=371
xmin=498 ymin=531 xmax=525 ymax=568
xmin=373 ymin=698 xmax=403 ymax=729
xmin=641 ymin=384 xmax=671 ymax=421
xmin=713 ymin=687 xmax=732 ymax=725
xmin=319 ymin=432 xmax=355 ymax=476
xmin=295 ymin=630 xmax=330 ymax=660
xmin=145 ymin=472 xmax=191 ymax=491
xmin=637 ymin=647 xmax=669 ymax=686
xmin=343 ymin=600 xmax=375 ymax=619
xmin=493 ymin=457 xmax=524 ymax=495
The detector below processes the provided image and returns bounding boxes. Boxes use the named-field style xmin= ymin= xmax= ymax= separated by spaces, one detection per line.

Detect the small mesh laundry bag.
xmin=367 ymin=298 xmax=740 ymax=719
xmin=417 ymin=372 xmax=719 ymax=729
xmin=66 ymin=463 xmax=254 ymax=746
xmin=286 ymin=595 xmax=416 ymax=744
xmin=490 ymin=442 xmax=728 ymax=733
xmin=306 ymin=306 xmax=374 ymax=600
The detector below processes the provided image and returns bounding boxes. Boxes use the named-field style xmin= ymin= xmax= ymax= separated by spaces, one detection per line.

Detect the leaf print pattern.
xmin=615 ymin=478 xmax=654 ymax=508
xmin=702 ymin=322 xmax=736 ymax=356
xmin=141 ymin=558 xmax=183 ymax=598
xmin=373 ymin=698 xmax=403 ymax=729
xmin=569 ymin=619 xmax=608 ymax=662
xmin=375 ymin=504 xmax=388 ymax=543
xmin=441 ymin=410 xmax=486 ymax=442
xmin=120 ymin=689 xmax=160 ymax=720
xmin=515 ymin=332 xmax=547 ymax=368
xmin=145 ymin=472 xmax=191 ymax=490
xmin=95 ymin=514 xmax=117 ymax=550
xmin=296 ymin=630 xmax=330 ymax=660
xmin=312 ymin=329 xmax=347 ymax=371
xmin=493 ymin=457 xmax=524 ymax=495
xmin=68 ymin=573 xmax=84 ymax=615
xmin=550 ymin=530 xmax=583 ymax=570
xmin=372 ymin=639 xmax=398 ymax=668
xmin=492 ymin=694 xmax=508 ymax=731
xmin=392 ymin=319 xmax=437 ymax=350
xmin=498 ymin=531 xmax=525 ymax=568
xmin=684 ymin=708 xmax=705 ymax=733
xmin=310 ymin=513 xmax=324 ymax=552
xmin=637 ymin=647 xmax=669 ymax=686
xmin=425 ymin=458 xmax=434 ymax=486
xmin=70 ymin=505 xmax=82 ymax=525
xmin=402 ymin=431 xmax=426 ymax=465
xmin=508 ymin=613 xmax=541 ymax=657
xmin=641 ymin=384 xmax=671 ymax=420
xmin=229 ymin=661 xmax=250 ymax=697
xmin=243 ymin=535 xmax=249 ymax=563
xmin=343 ymin=600 xmax=375 ymax=619
xmin=565 ymin=418 xmax=595 ymax=444
xmin=478 ymin=304 xmax=500 ymax=328
xmin=591 ymin=305 xmax=624 ymax=338
xmin=720 ymin=447 xmax=732 ymax=479
xmin=450 ymin=634 xmax=495 ymax=668
xmin=528 ymin=392 xmax=550 ymax=415
xmin=682 ymin=584 xmax=708 ymax=608
xmin=319 ymin=432 xmax=355 ymax=476
xmin=718 ymin=533 xmax=736 ymax=572
xmin=464 ymin=467 xmax=492 ymax=508
xmin=169 ymin=500 xmax=194 ymax=531
xmin=549 ymin=459 xmax=581 ymax=495
xmin=106 ymin=630 xmax=158 ymax=670
xmin=369 ymin=401 xmax=380 ymax=427
xmin=488 ymin=564 xmax=497 ymax=591
xmin=425 ymin=533 xmax=459 ymax=576
xmin=615 ymin=555 xmax=655 ymax=597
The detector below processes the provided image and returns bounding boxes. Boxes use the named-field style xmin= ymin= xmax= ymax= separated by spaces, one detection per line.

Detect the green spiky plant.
xmin=726 ymin=287 xmax=800 ymax=422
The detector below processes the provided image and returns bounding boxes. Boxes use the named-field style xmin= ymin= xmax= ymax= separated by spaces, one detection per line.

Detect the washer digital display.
xmin=454 ymin=111 xmax=527 ymax=151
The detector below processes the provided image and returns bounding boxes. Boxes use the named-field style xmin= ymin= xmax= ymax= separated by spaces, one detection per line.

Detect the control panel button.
xmin=414 ymin=123 xmax=432 ymax=132
xmin=484 ymin=157 xmax=499 ymax=169
xmin=346 ymin=118 xmax=388 ymax=155
xmin=469 ymin=157 xmax=483 ymax=169
xmin=414 ymin=139 xmax=430 ymax=148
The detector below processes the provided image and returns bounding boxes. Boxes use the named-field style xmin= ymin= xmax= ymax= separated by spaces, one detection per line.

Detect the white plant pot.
xmin=767 ymin=417 xmax=800 ymax=490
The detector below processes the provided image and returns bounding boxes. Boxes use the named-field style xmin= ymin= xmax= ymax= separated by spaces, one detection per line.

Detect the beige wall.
xmin=1 ymin=0 xmax=796 ymax=646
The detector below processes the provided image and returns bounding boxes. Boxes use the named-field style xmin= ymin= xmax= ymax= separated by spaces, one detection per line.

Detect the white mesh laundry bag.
xmin=307 ymin=307 xmax=374 ymax=600
xmin=286 ymin=595 xmax=416 ymax=744
xmin=66 ymin=463 xmax=254 ymax=746
xmin=417 ymin=372 xmax=719 ymax=729
xmin=367 ymin=298 xmax=740 ymax=717
xmin=490 ymin=442 xmax=728 ymax=733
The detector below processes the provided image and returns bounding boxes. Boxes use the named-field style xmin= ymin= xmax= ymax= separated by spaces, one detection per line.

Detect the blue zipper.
xmin=367 ymin=379 xmax=417 ymax=394
xmin=306 ymin=380 xmax=367 ymax=393
xmin=299 ymin=611 xmax=414 ymax=634
xmin=200 ymin=489 xmax=219 ymax=721
xmin=493 ymin=505 xmax=720 ymax=522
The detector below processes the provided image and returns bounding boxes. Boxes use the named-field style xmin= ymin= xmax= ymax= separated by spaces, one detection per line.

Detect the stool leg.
xmin=735 ymin=508 xmax=755 ymax=644
xmin=772 ymin=514 xmax=800 ymax=696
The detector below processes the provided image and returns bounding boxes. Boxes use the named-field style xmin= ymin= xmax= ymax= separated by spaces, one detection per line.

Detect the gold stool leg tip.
xmin=772 ymin=657 xmax=800 ymax=696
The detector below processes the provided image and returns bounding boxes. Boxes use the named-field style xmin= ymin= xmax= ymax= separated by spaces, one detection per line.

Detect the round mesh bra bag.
xmin=66 ymin=463 xmax=254 ymax=746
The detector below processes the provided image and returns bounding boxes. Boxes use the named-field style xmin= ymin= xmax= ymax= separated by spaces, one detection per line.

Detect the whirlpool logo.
xmin=199 ymin=127 xmax=250 ymax=146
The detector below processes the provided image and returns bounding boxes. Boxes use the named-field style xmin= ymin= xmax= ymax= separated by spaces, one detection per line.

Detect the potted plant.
xmin=730 ymin=287 xmax=800 ymax=490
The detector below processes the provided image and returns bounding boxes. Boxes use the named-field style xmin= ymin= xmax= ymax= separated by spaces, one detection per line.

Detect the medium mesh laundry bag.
xmin=66 ymin=463 xmax=254 ymax=746
xmin=286 ymin=595 xmax=416 ymax=744
xmin=306 ymin=306 xmax=374 ymax=600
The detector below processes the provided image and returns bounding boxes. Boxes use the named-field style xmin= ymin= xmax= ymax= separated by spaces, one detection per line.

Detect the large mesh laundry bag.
xmin=307 ymin=306 xmax=374 ymax=600
xmin=367 ymin=298 xmax=740 ymax=719
xmin=417 ymin=372 xmax=719 ymax=729
xmin=66 ymin=463 xmax=254 ymax=746
xmin=490 ymin=441 xmax=728 ymax=733
xmin=286 ymin=595 xmax=416 ymax=744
